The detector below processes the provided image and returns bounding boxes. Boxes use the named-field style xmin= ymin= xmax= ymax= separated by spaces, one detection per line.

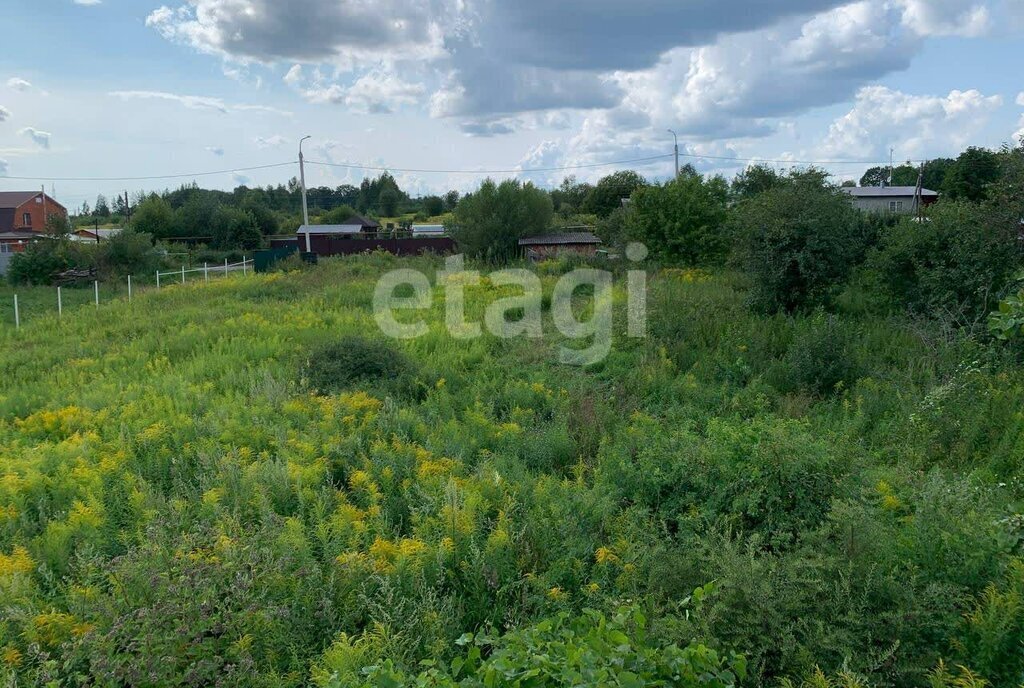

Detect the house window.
xmin=22 ymin=212 xmax=31 ymax=227
xmin=888 ymin=200 xmax=903 ymax=212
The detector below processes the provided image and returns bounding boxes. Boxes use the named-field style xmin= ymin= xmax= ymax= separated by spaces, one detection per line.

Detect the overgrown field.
xmin=1 ymin=255 xmax=1022 ymax=687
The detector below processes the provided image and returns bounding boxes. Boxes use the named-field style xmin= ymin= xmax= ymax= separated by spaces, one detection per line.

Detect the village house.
xmin=0 ymin=191 xmax=68 ymax=252
xmin=841 ymin=186 xmax=939 ymax=214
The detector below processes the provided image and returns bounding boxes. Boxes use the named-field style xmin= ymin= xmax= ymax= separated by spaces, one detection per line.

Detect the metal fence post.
xmin=181 ymin=265 xmax=186 ymax=285
xmin=94 ymin=281 xmax=99 ymax=308
xmin=157 ymin=271 xmax=161 ymax=289
xmin=204 ymin=263 xmax=209 ymax=283
xmin=58 ymin=286 xmax=62 ymax=318
xmin=224 ymin=258 xmax=229 ymax=275
xmin=128 ymin=275 xmax=132 ymax=302
xmin=14 ymin=294 xmax=19 ymax=329
xmin=242 ymin=256 xmax=247 ymax=276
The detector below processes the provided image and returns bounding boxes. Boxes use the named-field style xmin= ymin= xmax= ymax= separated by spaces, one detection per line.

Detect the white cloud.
xmin=289 ymin=68 xmax=425 ymax=113
xmin=232 ymin=173 xmax=251 ymax=186
xmin=206 ymin=146 xmax=225 ymax=156
xmin=606 ymin=1 xmax=915 ymax=140
xmin=254 ymin=134 xmax=287 ymax=148
xmin=73 ymin=0 xmax=102 ymax=5
xmin=1014 ymin=92 xmax=1024 ymax=142
xmin=145 ymin=0 xmax=449 ymax=66
xmin=0 ymin=106 xmax=10 ymax=122
xmin=820 ymin=86 xmax=1003 ymax=159
xmin=108 ymin=90 xmax=291 ymax=116
xmin=283 ymin=64 xmax=303 ymax=86
xmin=897 ymin=0 xmax=991 ymax=36
xmin=19 ymin=127 xmax=52 ymax=148
xmin=6 ymin=78 xmax=32 ymax=91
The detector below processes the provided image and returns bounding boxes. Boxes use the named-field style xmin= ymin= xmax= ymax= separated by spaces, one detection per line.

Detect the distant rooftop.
xmin=519 ymin=232 xmax=602 ymax=246
xmin=843 ymin=186 xmax=938 ymax=197
xmin=0 ymin=191 xmax=40 ymax=209
xmin=296 ymin=224 xmax=364 ymax=235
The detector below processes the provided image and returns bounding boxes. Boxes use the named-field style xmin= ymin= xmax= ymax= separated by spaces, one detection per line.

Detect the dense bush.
xmin=774 ymin=312 xmax=861 ymax=396
xmin=731 ymin=173 xmax=873 ymax=313
xmin=629 ymin=173 xmax=729 ymax=265
xmin=302 ymin=335 xmax=411 ymax=394
xmin=863 ymin=200 xmax=1022 ymax=326
xmin=320 ymin=606 xmax=745 ymax=688
xmin=6 ymin=240 xmax=70 ymax=285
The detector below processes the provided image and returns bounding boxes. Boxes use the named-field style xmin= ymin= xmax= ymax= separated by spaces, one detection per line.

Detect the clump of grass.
xmin=302 ymin=335 xmax=411 ymax=394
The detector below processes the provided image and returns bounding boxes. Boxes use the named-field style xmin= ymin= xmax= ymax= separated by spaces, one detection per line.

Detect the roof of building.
xmin=297 ymin=224 xmax=364 ymax=235
xmin=0 ymin=231 xmax=42 ymax=240
xmin=72 ymin=228 xmax=123 ymax=240
xmin=411 ymin=224 xmax=446 ymax=235
xmin=843 ymin=186 xmax=939 ymax=198
xmin=353 ymin=214 xmax=381 ymax=229
xmin=519 ymin=232 xmax=602 ymax=246
xmin=0 ymin=191 xmax=40 ymax=209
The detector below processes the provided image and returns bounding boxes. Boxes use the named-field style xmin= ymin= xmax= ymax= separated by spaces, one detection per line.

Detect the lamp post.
xmin=667 ymin=129 xmax=679 ymax=179
xmin=299 ymin=135 xmax=312 ymax=252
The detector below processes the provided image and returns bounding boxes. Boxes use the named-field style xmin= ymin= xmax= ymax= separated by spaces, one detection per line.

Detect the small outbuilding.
xmin=841 ymin=186 xmax=939 ymax=214
xmin=519 ymin=232 xmax=602 ymax=259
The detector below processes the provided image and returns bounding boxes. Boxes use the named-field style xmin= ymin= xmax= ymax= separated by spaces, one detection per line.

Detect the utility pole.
xmin=888 ymin=147 xmax=894 ymax=187
xmin=41 ymin=185 xmax=47 ymax=229
xmin=668 ymin=129 xmax=679 ymax=179
xmin=299 ymin=135 xmax=312 ymax=252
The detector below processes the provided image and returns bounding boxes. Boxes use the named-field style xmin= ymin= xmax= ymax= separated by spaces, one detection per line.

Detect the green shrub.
xmin=862 ymin=200 xmax=1022 ymax=326
xmin=302 ymin=336 xmax=411 ymax=394
xmin=953 ymin=558 xmax=1024 ymax=685
xmin=319 ymin=605 xmax=746 ymax=688
xmin=731 ymin=174 xmax=873 ymax=313
xmin=775 ymin=312 xmax=861 ymax=396
xmin=7 ymin=241 xmax=69 ymax=285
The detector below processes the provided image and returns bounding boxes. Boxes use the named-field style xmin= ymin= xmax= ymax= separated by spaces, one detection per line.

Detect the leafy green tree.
xmin=317 ymin=205 xmax=359 ymax=225
xmin=443 ymin=190 xmax=460 ymax=212
xmin=96 ymin=230 xmax=160 ymax=277
xmin=731 ymin=173 xmax=871 ymax=312
xmin=630 ymin=173 xmax=729 ymax=264
xmin=860 ymin=164 xmax=917 ymax=187
xmin=551 ymin=175 xmax=595 ymax=216
xmin=242 ymin=200 xmax=280 ymax=235
xmin=446 ymin=178 xmax=553 ymax=261
xmin=44 ymin=212 xmax=72 ymax=238
xmin=731 ymin=164 xmax=784 ymax=199
xmin=943 ymin=146 xmax=1001 ymax=201
xmin=132 ymin=195 xmax=175 ymax=239
xmin=210 ymin=206 xmax=262 ymax=249
xmin=421 ymin=195 xmax=444 ymax=217
xmin=583 ymin=170 xmax=646 ymax=217
xmin=378 ymin=188 xmax=400 ymax=217
xmin=94 ymin=194 xmax=111 ymax=218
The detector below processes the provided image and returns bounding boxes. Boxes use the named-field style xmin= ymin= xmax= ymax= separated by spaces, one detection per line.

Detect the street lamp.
xmin=667 ymin=129 xmax=679 ymax=179
xmin=299 ymin=135 xmax=311 ymax=252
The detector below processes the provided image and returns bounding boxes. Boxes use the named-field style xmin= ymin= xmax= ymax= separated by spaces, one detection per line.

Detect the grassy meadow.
xmin=1 ymin=254 xmax=1022 ymax=686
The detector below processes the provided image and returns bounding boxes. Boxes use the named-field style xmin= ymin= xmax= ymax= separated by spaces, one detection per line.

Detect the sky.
xmin=1 ymin=0 xmax=1022 ymax=210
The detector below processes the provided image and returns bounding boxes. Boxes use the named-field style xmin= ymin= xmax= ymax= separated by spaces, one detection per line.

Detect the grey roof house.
xmin=842 ymin=186 xmax=939 ymax=213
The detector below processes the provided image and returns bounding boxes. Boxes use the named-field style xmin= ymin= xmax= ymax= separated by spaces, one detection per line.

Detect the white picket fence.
xmin=6 ymin=256 xmax=254 ymax=330
xmin=155 ymin=257 xmax=253 ymax=288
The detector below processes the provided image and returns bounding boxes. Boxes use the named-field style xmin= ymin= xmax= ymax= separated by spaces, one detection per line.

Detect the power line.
xmin=0 ymin=161 xmax=295 ymax=182
xmin=0 ymin=149 xmax=919 ymax=187
xmin=304 ymin=154 xmax=675 ymax=175
xmin=306 ymin=151 xmax=921 ymax=176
